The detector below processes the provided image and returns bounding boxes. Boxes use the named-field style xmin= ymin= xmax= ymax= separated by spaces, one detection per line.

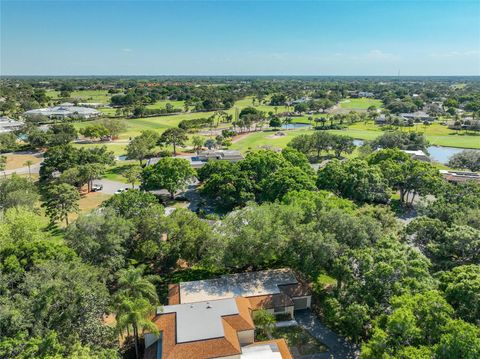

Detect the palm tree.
xmin=0 ymin=155 xmax=7 ymax=178
xmin=116 ymin=297 xmax=159 ymax=359
xmin=116 ymin=265 xmax=160 ymax=305
xmin=253 ymin=309 xmax=276 ymax=339
xmin=23 ymin=160 xmax=34 ymax=178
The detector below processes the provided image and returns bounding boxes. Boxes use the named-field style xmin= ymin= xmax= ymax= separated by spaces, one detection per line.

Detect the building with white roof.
xmin=24 ymin=103 xmax=101 ymax=120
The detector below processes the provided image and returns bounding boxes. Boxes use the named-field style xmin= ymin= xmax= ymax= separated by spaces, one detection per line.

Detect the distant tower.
xmin=397 ymin=70 xmax=401 ymax=82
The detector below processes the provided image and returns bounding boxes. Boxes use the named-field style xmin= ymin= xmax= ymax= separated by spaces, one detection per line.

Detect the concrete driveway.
xmin=94 ymin=179 xmax=129 ymax=195
xmin=295 ymin=310 xmax=358 ymax=359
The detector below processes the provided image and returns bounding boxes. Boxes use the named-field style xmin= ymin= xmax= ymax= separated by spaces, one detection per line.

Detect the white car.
xmin=114 ymin=189 xmax=125 ymax=195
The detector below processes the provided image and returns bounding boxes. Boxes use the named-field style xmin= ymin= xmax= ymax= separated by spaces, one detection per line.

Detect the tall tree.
xmin=158 ymin=128 xmax=188 ymax=156
xmin=142 ymin=157 xmax=195 ymax=198
xmin=43 ymin=183 xmax=80 ymax=226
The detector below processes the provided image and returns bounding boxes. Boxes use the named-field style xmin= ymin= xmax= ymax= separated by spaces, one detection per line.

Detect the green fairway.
xmin=146 ymin=100 xmax=185 ymax=110
xmin=230 ymin=129 xmax=315 ymax=152
xmin=339 ymin=98 xmax=383 ymax=110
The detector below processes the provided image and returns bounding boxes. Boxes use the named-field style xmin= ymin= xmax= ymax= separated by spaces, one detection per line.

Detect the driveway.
xmin=94 ymin=179 xmax=129 ymax=195
xmin=295 ymin=310 xmax=358 ymax=359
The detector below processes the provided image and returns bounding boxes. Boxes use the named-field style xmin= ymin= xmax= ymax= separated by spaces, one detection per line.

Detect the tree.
xmin=253 ymin=309 xmax=276 ymax=339
xmin=0 ymin=155 xmax=6 ymax=177
xmin=158 ymin=128 xmax=188 ymax=156
xmin=65 ymin=209 xmax=133 ymax=275
xmin=115 ymin=265 xmax=160 ymax=359
xmin=23 ymin=160 xmax=34 ymax=178
xmin=269 ymin=117 xmax=282 ymax=129
xmin=331 ymin=135 xmax=355 ymax=158
xmin=369 ymin=131 xmax=429 ymax=151
xmin=126 ymin=130 xmax=160 ymax=165
xmin=142 ymin=157 xmax=195 ymax=198
xmin=438 ymin=265 xmax=480 ymax=324
xmin=122 ymin=165 xmax=142 ymax=189
xmin=18 ymin=260 xmax=114 ymax=349
xmin=0 ymin=174 xmax=38 ymax=210
xmin=317 ymin=159 xmax=390 ymax=204
xmin=116 ymin=265 xmax=160 ymax=305
xmin=100 ymin=118 xmax=126 ymax=139
xmin=48 ymin=123 xmax=78 ymax=146
xmin=0 ymin=132 xmax=18 ymax=152
xmin=191 ymin=135 xmax=204 ymax=153
xmin=115 ymin=297 xmax=158 ymax=359
xmin=103 ymin=190 xmax=159 ymax=219
xmin=368 ymin=149 xmax=442 ymax=205
xmin=261 ymin=166 xmax=316 ymax=202
xmin=43 ymin=183 xmax=80 ymax=225
xmin=447 ymin=150 xmax=480 ymax=172
xmin=80 ymin=124 xmax=109 ymax=141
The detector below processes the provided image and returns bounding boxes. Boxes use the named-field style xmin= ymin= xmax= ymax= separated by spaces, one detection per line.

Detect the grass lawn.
xmin=271 ymin=326 xmax=327 ymax=355
xmin=70 ymin=89 xmax=111 ymax=103
xmin=5 ymin=153 xmax=42 ymax=170
xmin=66 ymin=192 xmax=111 ymax=225
xmin=146 ymin=100 xmax=185 ymax=110
xmin=104 ymin=162 xmax=141 ymax=184
xmin=339 ymin=98 xmax=383 ymax=110
xmin=72 ymin=142 xmax=128 ymax=156
xmin=230 ymin=129 xmax=315 ymax=152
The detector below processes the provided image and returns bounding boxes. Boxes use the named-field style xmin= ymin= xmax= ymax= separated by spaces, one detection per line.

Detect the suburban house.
xmin=0 ymin=116 xmax=23 ymax=133
xmin=196 ymin=150 xmax=244 ymax=163
xmin=168 ymin=269 xmax=312 ymax=317
xmin=144 ymin=297 xmax=293 ymax=359
xmin=402 ymin=150 xmax=431 ymax=162
xmin=440 ymin=170 xmax=480 ymax=184
xmin=399 ymin=111 xmax=434 ymax=123
xmin=144 ymin=269 xmax=309 ymax=359
xmin=24 ymin=103 xmax=101 ymax=120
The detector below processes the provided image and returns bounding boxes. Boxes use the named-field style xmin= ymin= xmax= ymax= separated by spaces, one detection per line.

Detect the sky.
xmin=1 ymin=0 xmax=479 ymax=76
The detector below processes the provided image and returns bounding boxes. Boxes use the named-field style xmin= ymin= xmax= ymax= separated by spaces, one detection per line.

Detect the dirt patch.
xmin=231 ymin=132 xmax=254 ymax=143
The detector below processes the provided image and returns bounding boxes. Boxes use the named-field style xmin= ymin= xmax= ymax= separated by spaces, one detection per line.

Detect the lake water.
xmin=281 ymin=123 xmax=311 ymax=130
xmin=351 ymin=139 xmax=478 ymax=164
xmin=427 ymin=146 xmax=479 ymax=164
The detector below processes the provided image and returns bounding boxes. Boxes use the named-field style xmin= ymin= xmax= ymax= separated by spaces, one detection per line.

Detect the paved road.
xmin=295 ymin=310 xmax=358 ymax=359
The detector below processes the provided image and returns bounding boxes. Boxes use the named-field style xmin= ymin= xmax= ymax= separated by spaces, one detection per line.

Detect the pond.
xmin=117 ymin=155 xmax=127 ymax=161
xmin=427 ymin=146 xmax=479 ymax=164
xmin=351 ymin=139 xmax=478 ymax=164
xmin=281 ymin=123 xmax=311 ymax=130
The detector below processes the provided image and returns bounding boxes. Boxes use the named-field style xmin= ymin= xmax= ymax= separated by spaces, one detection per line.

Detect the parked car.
xmin=114 ymin=189 xmax=125 ymax=194
xmin=91 ymin=184 xmax=103 ymax=192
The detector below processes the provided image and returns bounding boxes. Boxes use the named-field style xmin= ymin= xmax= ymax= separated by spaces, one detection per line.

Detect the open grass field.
xmin=66 ymin=192 xmax=111 ymax=225
xmin=146 ymin=100 xmax=185 ymax=110
xmin=46 ymin=89 xmax=111 ymax=103
xmin=339 ymin=98 xmax=383 ymax=110
xmin=5 ymin=153 xmax=42 ymax=170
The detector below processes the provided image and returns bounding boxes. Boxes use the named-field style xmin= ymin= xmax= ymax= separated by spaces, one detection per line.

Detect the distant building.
xmin=24 ymin=103 xmax=101 ymax=120
xmin=400 ymin=111 xmax=433 ymax=123
xmin=358 ymin=91 xmax=375 ymax=98
xmin=440 ymin=170 xmax=480 ymax=184
xmin=196 ymin=150 xmax=244 ymax=162
xmin=0 ymin=116 xmax=23 ymax=133
xmin=402 ymin=150 xmax=431 ymax=162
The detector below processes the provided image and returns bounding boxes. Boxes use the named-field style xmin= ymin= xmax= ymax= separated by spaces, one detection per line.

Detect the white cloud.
xmin=122 ymin=48 xmax=133 ymax=53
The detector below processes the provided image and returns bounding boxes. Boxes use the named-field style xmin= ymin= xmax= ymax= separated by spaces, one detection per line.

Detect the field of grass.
xmin=230 ymin=129 xmax=315 ymax=152
xmin=339 ymin=98 xmax=383 ymax=110
xmin=146 ymin=100 xmax=185 ymax=110
xmin=5 ymin=153 xmax=42 ymax=170
xmin=46 ymin=89 xmax=111 ymax=104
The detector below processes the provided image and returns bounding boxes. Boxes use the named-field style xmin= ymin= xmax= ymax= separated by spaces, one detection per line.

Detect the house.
xmin=24 ymin=104 xmax=101 ymax=120
xmin=440 ymin=170 xmax=480 ymax=184
xmin=196 ymin=150 xmax=244 ymax=163
xmin=402 ymin=150 xmax=431 ymax=162
xmin=399 ymin=111 xmax=434 ymax=123
xmin=144 ymin=297 xmax=293 ymax=359
xmin=0 ymin=116 xmax=23 ymax=133
xmin=168 ymin=269 xmax=312 ymax=317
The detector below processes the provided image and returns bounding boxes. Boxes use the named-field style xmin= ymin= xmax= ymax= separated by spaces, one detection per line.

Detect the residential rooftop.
xmin=178 ymin=268 xmax=299 ymax=304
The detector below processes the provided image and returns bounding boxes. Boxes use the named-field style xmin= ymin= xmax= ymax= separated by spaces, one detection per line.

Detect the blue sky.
xmin=1 ymin=0 xmax=479 ymax=75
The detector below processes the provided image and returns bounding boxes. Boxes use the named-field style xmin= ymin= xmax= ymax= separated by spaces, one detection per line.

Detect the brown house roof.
xmin=248 ymin=293 xmax=293 ymax=310
xmin=168 ymin=284 xmax=181 ymax=305
xmin=279 ymin=282 xmax=311 ymax=298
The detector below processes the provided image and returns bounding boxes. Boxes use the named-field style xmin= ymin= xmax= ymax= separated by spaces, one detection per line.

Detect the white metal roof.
xmin=241 ymin=343 xmax=283 ymax=359
xmin=161 ymin=298 xmax=238 ymax=343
